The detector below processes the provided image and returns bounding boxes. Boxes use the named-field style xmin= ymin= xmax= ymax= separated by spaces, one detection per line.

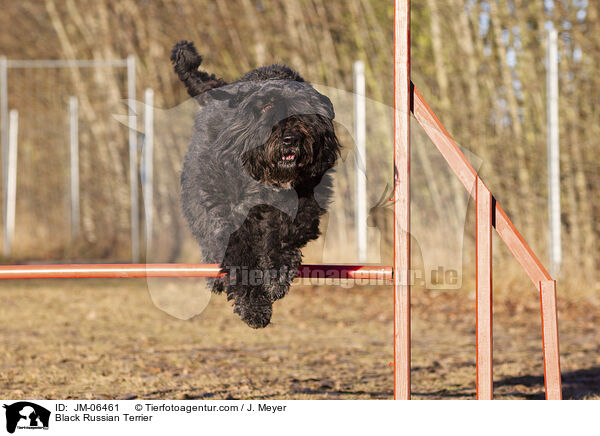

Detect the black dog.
xmin=171 ymin=41 xmax=340 ymax=328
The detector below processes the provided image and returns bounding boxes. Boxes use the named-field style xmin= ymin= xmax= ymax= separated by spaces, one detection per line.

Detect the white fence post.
xmin=1 ymin=58 xmax=133 ymax=257
xmin=69 ymin=96 xmax=79 ymax=240
xmin=1 ymin=56 xmax=8 ymax=249
xmin=4 ymin=109 xmax=18 ymax=256
xmin=354 ymin=60 xmax=367 ymax=262
xmin=143 ymin=88 xmax=154 ymax=257
xmin=127 ymin=54 xmax=139 ymax=263
xmin=546 ymin=29 xmax=561 ymax=277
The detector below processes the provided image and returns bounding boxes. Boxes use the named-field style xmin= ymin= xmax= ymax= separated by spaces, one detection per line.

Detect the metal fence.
xmin=0 ymin=57 xmax=142 ymax=261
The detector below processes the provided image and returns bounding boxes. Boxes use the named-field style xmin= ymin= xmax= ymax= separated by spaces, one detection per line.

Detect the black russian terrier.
xmin=171 ymin=41 xmax=341 ymax=328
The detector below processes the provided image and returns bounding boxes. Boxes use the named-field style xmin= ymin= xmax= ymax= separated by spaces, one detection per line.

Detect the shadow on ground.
xmin=494 ymin=367 xmax=600 ymax=400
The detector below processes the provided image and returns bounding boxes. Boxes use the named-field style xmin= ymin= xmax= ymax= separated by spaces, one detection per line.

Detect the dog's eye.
xmin=262 ymin=104 xmax=272 ymax=112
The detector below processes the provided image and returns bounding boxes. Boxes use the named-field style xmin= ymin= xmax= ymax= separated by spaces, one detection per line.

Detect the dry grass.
xmin=0 ymin=278 xmax=598 ymax=400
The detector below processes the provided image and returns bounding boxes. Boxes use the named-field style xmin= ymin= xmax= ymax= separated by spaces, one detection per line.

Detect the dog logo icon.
xmin=2 ymin=402 xmax=50 ymax=433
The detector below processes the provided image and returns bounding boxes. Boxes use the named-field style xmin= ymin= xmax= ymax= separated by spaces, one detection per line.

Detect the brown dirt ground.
xmin=0 ymin=278 xmax=598 ymax=400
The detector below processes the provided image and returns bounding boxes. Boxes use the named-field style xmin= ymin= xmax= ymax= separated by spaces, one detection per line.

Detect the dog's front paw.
xmin=268 ymin=284 xmax=289 ymax=301
xmin=268 ymin=270 xmax=296 ymax=301
xmin=233 ymin=298 xmax=273 ymax=329
xmin=262 ymin=265 xmax=297 ymax=301
xmin=227 ymin=282 xmax=274 ymax=328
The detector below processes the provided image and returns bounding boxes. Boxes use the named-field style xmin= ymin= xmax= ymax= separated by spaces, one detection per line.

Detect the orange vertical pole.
xmin=539 ymin=279 xmax=562 ymax=399
xmin=393 ymin=0 xmax=411 ymax=400
xmin=476 ymin=177 xmax=493 ymax=399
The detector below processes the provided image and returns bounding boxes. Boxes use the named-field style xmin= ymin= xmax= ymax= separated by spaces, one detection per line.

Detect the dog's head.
xmin=206 ymin=80 xmax=340 ymax=188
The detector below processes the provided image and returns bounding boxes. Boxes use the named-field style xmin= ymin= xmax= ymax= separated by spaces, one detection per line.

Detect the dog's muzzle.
xmin=278 ymin=134 xmax=301 ymax=168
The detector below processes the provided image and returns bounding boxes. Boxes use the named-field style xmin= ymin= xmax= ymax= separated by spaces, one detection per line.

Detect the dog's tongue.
xmin=282 ymin=153 xmax=296 ymax=161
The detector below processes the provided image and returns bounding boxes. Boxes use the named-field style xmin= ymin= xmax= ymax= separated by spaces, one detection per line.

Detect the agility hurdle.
xmin=0 ymin=264 xmax=391 ymax=280
xmin=392 ymin=0 xmax=561 ymax=400
xmin=0 ymin=0 xmax=561 ymax=400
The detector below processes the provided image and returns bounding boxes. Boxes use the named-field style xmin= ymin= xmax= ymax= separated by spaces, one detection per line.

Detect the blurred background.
xmin=0 ymin=0 xmax=597 ymax=289
xmin=1 ymin=0 xmax=599 ymax=401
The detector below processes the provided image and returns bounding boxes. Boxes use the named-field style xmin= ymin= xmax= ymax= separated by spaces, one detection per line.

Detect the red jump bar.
xmin=0 ymin=264 xmax=393 ymax=281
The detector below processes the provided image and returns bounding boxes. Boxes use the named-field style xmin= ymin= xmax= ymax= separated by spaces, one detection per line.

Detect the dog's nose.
xmin=282 ymin=135 xmax=296 ymax=145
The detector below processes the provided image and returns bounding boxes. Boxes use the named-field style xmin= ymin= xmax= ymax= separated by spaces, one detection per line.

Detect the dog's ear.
xmin=317 ymin=93 xmax=335 ymax=120
xmin=309 ymin=127 xmax=341 ymax=179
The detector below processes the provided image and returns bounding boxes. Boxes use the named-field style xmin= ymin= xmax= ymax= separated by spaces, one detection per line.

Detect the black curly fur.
xmin=170 ymin=40 xmax=304 ymax=99
xmin=172 ymin=41 xmax=340 ymax=328
xmin=238 ymin=64 xmax=305 ymax=83
xmin=170 ymin=41 xmax=228 ymax=98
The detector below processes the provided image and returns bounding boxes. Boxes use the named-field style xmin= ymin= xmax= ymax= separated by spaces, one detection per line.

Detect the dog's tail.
xmin=170 ymin=41 xmax=228 ymax=99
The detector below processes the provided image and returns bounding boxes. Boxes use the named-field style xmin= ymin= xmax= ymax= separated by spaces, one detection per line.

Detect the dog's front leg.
xmin=197 ymin=200 xmax=255 ymax=294
xmin=262 ymin=247 xmax=302 ymax=302
xmin=249 ymin=207 xmax=303 ymax=303
xmin=220 ymin=217 xmax=275 ymax=328
xmin=262 ymin=196 xmax=324 ymax=300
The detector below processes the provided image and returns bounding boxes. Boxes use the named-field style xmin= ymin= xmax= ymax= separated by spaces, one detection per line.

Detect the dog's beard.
xmin=242 ymin=116 xmax=318 ymax=188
